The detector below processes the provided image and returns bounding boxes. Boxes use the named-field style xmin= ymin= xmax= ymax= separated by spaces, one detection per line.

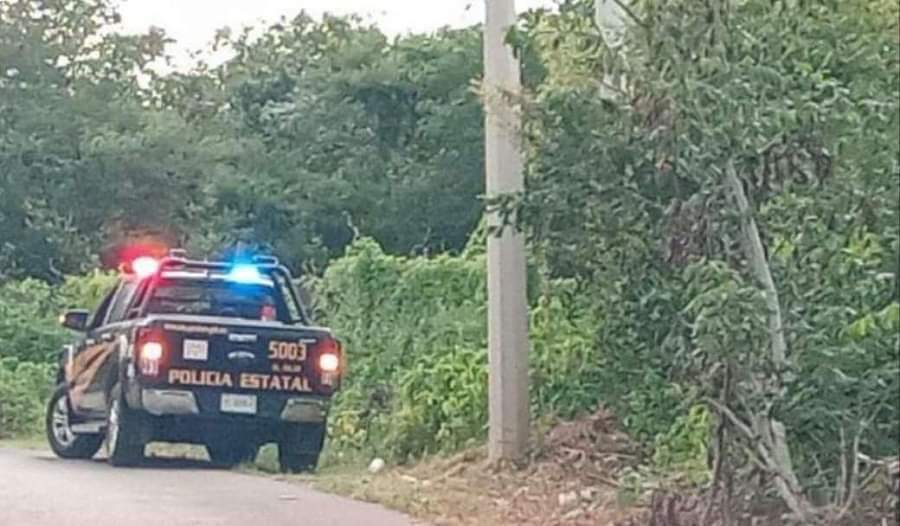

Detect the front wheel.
xmin=106 ymin=387 xmax=145 ymax=467
xmin=278 ymin=423 xmax=325 ymax=473
xmin=45 ymin=384 xmax=103 ymax=459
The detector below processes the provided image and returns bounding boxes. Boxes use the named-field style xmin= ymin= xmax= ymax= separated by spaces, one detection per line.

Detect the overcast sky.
xmin=117 ymin=0 xmax=554 ymax=65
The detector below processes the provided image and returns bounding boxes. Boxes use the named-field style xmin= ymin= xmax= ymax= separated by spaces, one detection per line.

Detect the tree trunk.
xmin=724 ymin=161 xmax=814 ymax=521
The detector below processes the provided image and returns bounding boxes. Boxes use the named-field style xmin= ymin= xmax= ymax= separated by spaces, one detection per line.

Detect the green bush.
xmin=652 ymin=405 xmax=712 ymax=486
xmin=0 ymin=279 xmax=69 ymax=363
xmin=316 ymin=238 xmax=606 ymax=462
xmin=0 ymin=271 xmax=116 ymax=363
xmin=0 ymin=272 xmax=115 ymax=438
xmin=313 ymin=238 xmax=486 ymax=460
xmin=0 ymin=358 xmax=53 ymax=438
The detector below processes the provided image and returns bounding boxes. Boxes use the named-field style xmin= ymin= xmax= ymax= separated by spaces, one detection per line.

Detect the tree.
xmin=0 ymin=0 xmax=196 ymax=279
xmin=516 ymin=0 xmax=899 ymax=520
xmin=193 ymin=15 xmax=490 ymax=265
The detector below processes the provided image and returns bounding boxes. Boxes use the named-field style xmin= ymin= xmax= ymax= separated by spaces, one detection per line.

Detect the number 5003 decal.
xmin=268 ymin=340 xmax=307 ymax=362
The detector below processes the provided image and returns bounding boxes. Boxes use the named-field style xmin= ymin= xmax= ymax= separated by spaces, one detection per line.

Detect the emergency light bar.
xmin=117 ymin=251 xmax=308 ymax=323
xmin=121 ymin=252 xmax=285 ymax=287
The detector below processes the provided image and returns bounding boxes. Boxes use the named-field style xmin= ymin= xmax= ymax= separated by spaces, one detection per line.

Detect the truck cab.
xmin=46 ymin=253 xmax=341 ymax=472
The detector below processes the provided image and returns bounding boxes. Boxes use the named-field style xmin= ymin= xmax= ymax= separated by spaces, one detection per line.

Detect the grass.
xmin=299 ymin=463 xmax=434 ymax=517
xmin=232 ymin=445 xmax=443 ymax=519
xmin=252 ymin=447 xmax=540 ymax=525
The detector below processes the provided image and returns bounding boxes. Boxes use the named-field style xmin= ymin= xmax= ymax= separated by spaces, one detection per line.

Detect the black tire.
xmin=45 ymin=384 xmax=104 ymax=459
xmin=278 ymin=423 xmax=325 ymax=473
xmin=206 ymin=441 xmax=259 ymax=468
xmin=106 ymin=386 xmax=145 ymax=467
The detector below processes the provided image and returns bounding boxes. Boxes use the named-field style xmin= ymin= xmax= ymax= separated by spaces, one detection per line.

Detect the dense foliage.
xmin=315 ymin=237 xmax=599 ymax=461
xmin=512 ymin=0 xmax=899 ymax=518
xmin=0 ymin=358 xmax=53 ymax=438
xmin=0 ymin=272 xmax=114 ymax=437
xmin=0 ymin=0 xmax=504 ymax=279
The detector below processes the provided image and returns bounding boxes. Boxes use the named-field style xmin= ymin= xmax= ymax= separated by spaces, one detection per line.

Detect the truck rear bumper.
xmin=142 ymin=389 xmax=200 ymax=416
xmin=140 ymin=388 xmax=328 ymax=423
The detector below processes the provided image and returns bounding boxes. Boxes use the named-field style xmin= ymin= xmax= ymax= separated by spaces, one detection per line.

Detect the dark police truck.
xmin=46 ymin=251 xmax=342 ymax=472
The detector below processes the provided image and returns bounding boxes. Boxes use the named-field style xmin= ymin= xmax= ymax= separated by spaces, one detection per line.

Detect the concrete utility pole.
xmin=483 ymin=0 xmax=530 ymax=462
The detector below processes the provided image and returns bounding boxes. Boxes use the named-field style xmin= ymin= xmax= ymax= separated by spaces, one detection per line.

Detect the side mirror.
xmin=59 ymin=310 xmax=89 ymax=331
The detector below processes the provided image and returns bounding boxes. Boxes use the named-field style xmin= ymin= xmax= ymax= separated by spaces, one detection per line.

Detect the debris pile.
xmin=396 ymin=407 xmax=642 ymax=525
xmin=540 ymin=406 xmax=637 ymax=490
xmin=500 ymin=407 xmax=638 ymax=525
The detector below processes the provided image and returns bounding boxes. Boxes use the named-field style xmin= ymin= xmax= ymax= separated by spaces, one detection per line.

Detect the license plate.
xmin=220 ymin=393 xmax=257 ymax=415
xmin=183 ymin=339 xmax=208 ymax=361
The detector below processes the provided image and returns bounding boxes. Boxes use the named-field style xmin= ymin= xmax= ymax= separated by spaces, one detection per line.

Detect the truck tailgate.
xmin=135 ymin=315 xmax=339 ymax=398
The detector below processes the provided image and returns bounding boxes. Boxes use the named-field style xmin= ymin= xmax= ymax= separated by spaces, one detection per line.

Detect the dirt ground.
xmin=297 ymin=409 xmax=898 ymax=526
xmin=306 ymin=408 xmax=644 ymax=526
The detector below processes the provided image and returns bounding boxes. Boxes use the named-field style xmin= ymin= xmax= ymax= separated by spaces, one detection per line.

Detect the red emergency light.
xmin=119 ymin=255 xmax=161 ymax=279
xmin=116 ymin=241 xmax=171 ymax=278
xmin=131 ymin=256 xmax=160 ymax=278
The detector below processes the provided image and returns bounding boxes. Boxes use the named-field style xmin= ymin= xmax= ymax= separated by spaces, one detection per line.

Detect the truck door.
xmin=68 ymin=287 xmax=115 ymax=414
xmin=69 ymin=281 xmax=137 ymax=416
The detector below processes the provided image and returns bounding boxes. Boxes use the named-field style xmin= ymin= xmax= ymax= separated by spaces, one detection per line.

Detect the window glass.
xmin=105 ymin=282 xmax=138 ymax=324
xmin=274 ymin=274 xmax=303 ymax=322
xmin=88 ymin=287 xmax=117 ymax=330
xmin=146 ymin=279 xmax=281 ymax=320
xmin=126 ymin=280 xmax=152 ymax=319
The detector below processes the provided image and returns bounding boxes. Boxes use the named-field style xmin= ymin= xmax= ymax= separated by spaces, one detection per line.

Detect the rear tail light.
xmin=136 ymin=328 xmax=166 ymax=376
xmin=141 ymin=341 xmax=164 ymax=359
xmin=314 ymin=338 xmax=341 ymax=370
xmin=318 ymin=352 xmax=340 ymax=373
xmin=313 ymin=337 xmax=343 ymax=387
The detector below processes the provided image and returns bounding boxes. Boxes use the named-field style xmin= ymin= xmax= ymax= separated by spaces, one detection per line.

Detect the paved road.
xmin=0 ymin=448 xmax=416 ymax=526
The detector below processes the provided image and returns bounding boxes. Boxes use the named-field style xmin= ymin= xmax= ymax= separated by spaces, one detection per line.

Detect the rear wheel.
xmin=45 ymin=384 xmax=103 ymax=459
xmin=206 ymin=440 xmax=259 ymax=468
xmin=278 ymin=423 xmax=325 ymax=473
xmin=106 ymin=387 xmax=145 ymax=466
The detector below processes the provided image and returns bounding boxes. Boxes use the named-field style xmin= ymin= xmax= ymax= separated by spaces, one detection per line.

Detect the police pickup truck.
xmin=46 ymin=252 xmax=341 ymax=472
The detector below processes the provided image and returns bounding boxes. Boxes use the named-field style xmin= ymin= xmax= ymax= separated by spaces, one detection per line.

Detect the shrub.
xmin=0 ymin=279 xmax=69 ymax=363
xmin=0 ymin=271 xmax=116 ymax=363
xmin=316 ymin=238 xmax=608 ymax=461
xmin=0 ymin=358 xmax=53 ymax=438
xmin=652 ymin=405 xmax=712 ymax=486
xmin=0 ymin=271 xmax=115 ymax=438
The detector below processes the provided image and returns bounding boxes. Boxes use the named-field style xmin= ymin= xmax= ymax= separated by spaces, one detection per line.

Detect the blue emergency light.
xmin=227 ymin=264 xmax=264 ymax=284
